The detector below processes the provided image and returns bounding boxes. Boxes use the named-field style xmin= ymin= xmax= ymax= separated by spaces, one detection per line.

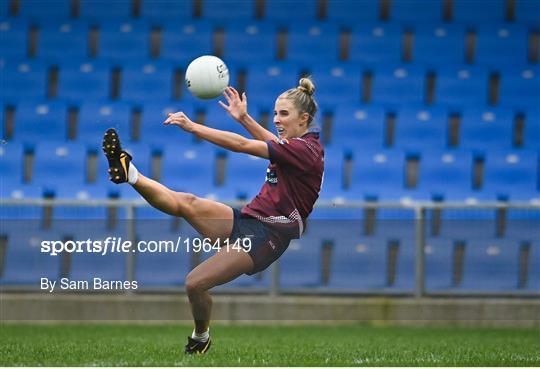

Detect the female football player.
xmin=102 ymin=78 xmax=324 ymax=354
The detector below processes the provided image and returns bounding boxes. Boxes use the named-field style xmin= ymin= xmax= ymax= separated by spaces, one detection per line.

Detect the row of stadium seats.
xmin=1 ymin=217 xmax=538 ymax=292
xmin=2 ymin=0 xmax=539 ymax=25
xmin=2 ymin=100 xmax=538 ymax=150
xmin=2 ymin=141 xmax=539 ymax=202
xmin=2 ymin=19 xmax=539 ymax=66
xmin=2 ymin=60 xmax=538 ymax=108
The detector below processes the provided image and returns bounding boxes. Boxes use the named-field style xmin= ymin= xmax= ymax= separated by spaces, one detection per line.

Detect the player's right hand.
xmin=219 ymin=86 xmax=248 ymax=123
xmin=163 ymin=112 xmax=196 ymax=133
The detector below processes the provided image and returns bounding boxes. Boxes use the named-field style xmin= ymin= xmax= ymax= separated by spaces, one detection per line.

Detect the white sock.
xmin=127 ymin=162 xmax=139 ymax=185
xmin=191 ymin=328 xmax=209 ymax=342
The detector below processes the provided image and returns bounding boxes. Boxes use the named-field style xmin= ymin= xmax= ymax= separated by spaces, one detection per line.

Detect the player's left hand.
xmin=164 ymin=112 xmax=196 ymax=133
xmin=219 ymin=86 xmax=247 ymax=122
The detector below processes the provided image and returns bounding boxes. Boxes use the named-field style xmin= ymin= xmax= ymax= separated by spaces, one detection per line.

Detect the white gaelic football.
xmin=185 ymin=55 xmax=230 ymax=99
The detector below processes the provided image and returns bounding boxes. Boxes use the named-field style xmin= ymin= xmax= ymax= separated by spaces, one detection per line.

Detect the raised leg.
xmin=133 ymin=174 xmax=234 ymax=241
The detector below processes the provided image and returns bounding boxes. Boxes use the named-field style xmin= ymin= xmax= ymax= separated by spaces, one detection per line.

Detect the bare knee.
xmin=172 ymin=192 xmax=198 ymax=218
xmin=185 ymin=272 xmax=210 ymax=297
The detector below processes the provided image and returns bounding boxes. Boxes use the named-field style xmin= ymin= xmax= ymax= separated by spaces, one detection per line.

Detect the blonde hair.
xmin=279 ymin=77 xmax=318 ymax=125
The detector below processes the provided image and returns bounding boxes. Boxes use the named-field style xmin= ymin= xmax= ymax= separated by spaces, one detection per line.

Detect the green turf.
xmin=1 ymin=323 xmax=539 ymax=366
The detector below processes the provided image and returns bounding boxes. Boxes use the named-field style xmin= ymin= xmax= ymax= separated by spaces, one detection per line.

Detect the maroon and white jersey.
xmin=241 ymin=132 xmax=324 ymax=239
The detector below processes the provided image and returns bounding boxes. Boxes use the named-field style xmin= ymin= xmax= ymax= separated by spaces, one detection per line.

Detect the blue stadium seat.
xmin=67 ymin=222 xmax=128 ymax=283
xmin=0 ymin=184 xmax=44 ymax=200
xmin=349 ymin=24 xmax=403 ymax=65
xmin=326 ymin=0 xmax=380 ymax=25
xmin=438 ymin=209 xmax=497 ymax=239
xmin=57 ymin=60 xmax=112 ymax=102
xmin=160 ymin=144 xmax=217 ymax=198
xmin=286 ymin=23 xmax=340 ymax=64
xmin=217 ymin=151 xmax=267 ymax=201
xmin=138 ymin=103 xmax=197 ymax=147
xmin=202 ymin=0 xmax=255 ymax=20
xmin=452 ymin=0 xmax=506 ymax=23
xmin=140 ymin=0 xmax=193 ymax=22
xmin=0 ymin=101 xmax=4 ymax=139
xmin=416 ymin=151 xmax=474 ymax=201
xmin=424 ymin=238 xmax=454 ymax=291
xmin=120 ymin=60 xmax=175 ymax=103
xmin=413 ymin=24 xmax=466 ymax=66
xmin=390 ymin=0 xmax=443 ymax=23
xmin=393 ymin=106 xmax=448 ymax=152
xmin=19 ymin=0 xmax=72 ymax=20
xmin=134 ymin=219 xmax=193 ymax=287
xmin=160 ymin=21 xmax=213 ymax=64
xmin=80 ymin=0 xmax=133 ymax=21
xmin=527 ymin=240 xmax=540 ymax=291
xmin=244 ymin=62 xmax=300 ymax=106
xmin=0 ymin=224 xmax=61 ymax=285
xmin=349 ymin=150 xmax=406 ymax=201
xmin=481 ymin=151 xmax=539 ymax=202
xmin=1 ymin=60 xmax=48 ymax=103
xmin=37 ymin=21 xmax=89 ymax=62
xmin=264 ymin=0 xmax=318 ymax=25
xmin=389 ymin=234 xmax=415 ymax=291
xmin=460 ymin=238 xmax=521 ymax=292
xmin=317 ymin=147 xmax=347 ymax=202
xmin=498 ymin=67 xmax=540 ymax=109
xmin=223 ymin=22 xmax=277 ymax=64
xmin=89 ymin=142 xmax=151 ymax=200
xmin=279 ymin=235 xmax=323 ymax=289
xmin=50 ymin=202 xmax=110 ymax=220
xmin=434 ymin=66 xmax=489 ymax=108
xmin=0 ymin=142 xmax=37 ymax=200
xmin=515 ymin=0 xmax=540 ymax=26
xmin=519 ymin=109 xmax=539 ymax=151
xmin=0 ymin=19 xmax=29 ymax=59
xmin=0 ymin=203 xmax=43 ymax=219
xmin=459 ymin=108 xmax=515 ymax=152
xmin=77 ymin=101 xmax=132 ymax=144
xmin=56 ymin=183 xmax=120 ymax=202
xmin=474 ymin=24 xmax=529 ymax=67
xmin=373 ymin=208 xmax=416 ymax=241
xmin=32 ymin=142 xmax=86 ymax=197
xmin=328 ymin=235 xmax=387 ymax=291
xmin=370 ymin=65 xmax=426 ymax=106
xmin=506 ymin=209 xmax=540 ymax=241
xmin=13 ymin=101 xmax=67 ymax=144
xmin=0 ymin=142 xmax=24 ymax=185
xmin=97 ymin=21 xmax=151 ymax=63
xmin=309 ymin=64 xmax=362 ymax=108
xmin=328 ymin=226 xmax=414 ymax=291
xmin=330 ymin=105 xmax=385 ymax=150
xmin=203 ymin=104 xmax=247 ymax=136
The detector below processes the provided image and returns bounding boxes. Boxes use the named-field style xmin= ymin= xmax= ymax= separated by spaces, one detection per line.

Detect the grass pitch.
xmin=1 ymin=323 xmax=539 ymax=366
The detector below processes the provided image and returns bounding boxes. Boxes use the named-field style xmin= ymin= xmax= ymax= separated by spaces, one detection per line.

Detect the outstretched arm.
xmin=164 ymin=111 xmax=270 ymax=159
xmin=219 ymin=87 xmax=278 ymax=142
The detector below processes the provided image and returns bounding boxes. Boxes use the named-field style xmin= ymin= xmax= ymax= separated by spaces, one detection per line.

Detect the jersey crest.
xmin=266 ymin=168 xmax=278 ymax=185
